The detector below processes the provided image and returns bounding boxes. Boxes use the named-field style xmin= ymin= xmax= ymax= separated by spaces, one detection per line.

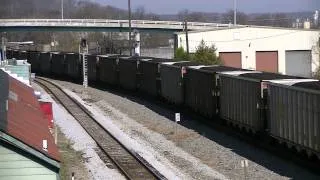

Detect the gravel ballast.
xmin=32 ymin=82 xmax=126 ymax=180
xmin=48 ymin=78 xmax=320 ymax=180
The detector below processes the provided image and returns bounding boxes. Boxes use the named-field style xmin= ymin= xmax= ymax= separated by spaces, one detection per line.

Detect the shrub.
xmin=174 ymin=46 xmax=189 ymax=60
xmin=192 ymin=40 xmax=221 ymax=65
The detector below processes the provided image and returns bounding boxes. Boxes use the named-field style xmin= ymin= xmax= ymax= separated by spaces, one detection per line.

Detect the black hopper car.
xmin=65 ymin=52 xmax=82 ymax=81
xmin=10 ymin=50 xmax=320 ymax=159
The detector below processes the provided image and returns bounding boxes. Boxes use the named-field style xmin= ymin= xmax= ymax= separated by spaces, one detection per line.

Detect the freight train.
xmin=6 ymin=49 xmax=320 ymax=159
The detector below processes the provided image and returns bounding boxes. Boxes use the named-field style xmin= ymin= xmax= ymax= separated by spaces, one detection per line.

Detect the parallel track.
xmin=35 ymin=77 xmax=166 ymax=180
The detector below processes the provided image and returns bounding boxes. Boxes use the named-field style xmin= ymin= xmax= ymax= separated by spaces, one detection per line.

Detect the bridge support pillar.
xmin=1 ymin=35 xmax=6 ymax=61
xmin=133 ymin=29 xmax=140 ymax=56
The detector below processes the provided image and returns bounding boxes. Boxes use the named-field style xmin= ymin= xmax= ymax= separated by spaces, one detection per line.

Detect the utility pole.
xmin=61 ymin=0 xmax=64 ymax=19
xmin=1 ymin=36 xmax=5 ymax=61
xmin=128 ymin=0 xmax=132 ymax=56
xmin=234 ymin=0 xmax=237 ymax=25
xmin=184 ymin=20 xmax=189 ymax=56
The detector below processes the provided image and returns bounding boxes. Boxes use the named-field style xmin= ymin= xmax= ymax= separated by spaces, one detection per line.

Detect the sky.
xmin=97 ymin=0 xmax=320 ymax=14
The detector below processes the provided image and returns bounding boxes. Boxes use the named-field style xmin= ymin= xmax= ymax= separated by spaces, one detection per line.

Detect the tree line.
xmin=176 ymin=9 xmax=296 ymax=27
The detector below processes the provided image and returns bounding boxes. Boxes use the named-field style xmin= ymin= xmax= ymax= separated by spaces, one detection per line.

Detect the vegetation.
xmin=315 ymin=39 xmax=320 ymax=79
xmin=192 ymin=40 xmax=221 ymax=65
xmin=221 ymin=10 xmax=249 ymax=25
xmin=174 ymin=47 xmax=189 ymax=60
xmin=315 ymin=67 xmax=320 ymax=80
xmin=174 ymin=40 xmax=221 ymax=65
xmin=1 ymin=0 xmax=169 ymax=53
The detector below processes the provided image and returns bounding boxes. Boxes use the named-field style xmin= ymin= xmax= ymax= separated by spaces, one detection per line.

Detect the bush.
xmin=192 ymin=40 xmax=222 ymax=65
xmin=315 ymin=67 xmax=320 ymax=79
xmin=175 ymin=40 xmax=221 ymax=65
xmin=174 ymin=46 xmax=189 ymax=60
xmin=315 ymin=40 xmax=320 ymax=79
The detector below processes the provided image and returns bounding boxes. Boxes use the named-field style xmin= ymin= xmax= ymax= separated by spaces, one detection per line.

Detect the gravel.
xmin=65 ymin=88 xmax=225 ymax=180
xmin=56 ymin=126 xmax=90 ymax=180
xmin=32 ymin=82 xmax=126 ymax=180
xmin=48 ymin=78 xmax=320 ymax=180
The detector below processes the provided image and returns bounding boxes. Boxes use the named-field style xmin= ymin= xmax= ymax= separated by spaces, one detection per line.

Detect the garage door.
xmin=285 ymin=50 xmax=312 ymax=77
xmin=219 ymin=52 xmax=242 ymax=68
xmin=256 ymin=51 xmax=278 ymax=73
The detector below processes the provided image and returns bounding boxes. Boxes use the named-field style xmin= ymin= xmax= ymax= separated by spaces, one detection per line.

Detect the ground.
xmin=56 ymin=127 xmax=90 ymax=180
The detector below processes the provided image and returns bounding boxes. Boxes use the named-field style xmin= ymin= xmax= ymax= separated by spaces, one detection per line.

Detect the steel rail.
xmin=35 ymin=77 xmax=167 ymax=180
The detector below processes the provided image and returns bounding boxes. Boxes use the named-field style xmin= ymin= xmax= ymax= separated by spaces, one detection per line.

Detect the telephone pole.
xmin=128 ymin=0 xmax=132 ymax=56
xmin=61 ymin=0 xmax=64 ymax=19
xmin=184 ymin=20 xmax=189 ymax=56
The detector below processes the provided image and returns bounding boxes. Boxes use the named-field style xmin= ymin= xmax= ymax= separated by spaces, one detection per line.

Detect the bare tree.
xmin=133 ymin=6 xmax=146 ymax=19
xmin=222 ymin=10 xmax=248 ymax=25
xmin=178 ymin=9 xmax=207 ymax=22
xmin=247 ymin=13 xmax=291 ymax=27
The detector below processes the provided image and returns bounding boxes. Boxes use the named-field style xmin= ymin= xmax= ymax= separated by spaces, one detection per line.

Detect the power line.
xmin=247 ymin=18 xmax=295 ymax=22
xmin=179 ymin=30 xmax=301 ymax=44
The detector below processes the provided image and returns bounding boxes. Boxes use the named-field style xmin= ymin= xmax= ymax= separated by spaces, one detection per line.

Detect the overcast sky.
xmin=97 ymin=0 xmax=319 ymax=14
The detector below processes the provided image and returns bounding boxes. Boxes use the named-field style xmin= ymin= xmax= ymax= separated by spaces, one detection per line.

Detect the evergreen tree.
xmin=192 ymin=40 xmax=221 ymax=65
xmin=315 ymin=39 xmax=320 ymax=79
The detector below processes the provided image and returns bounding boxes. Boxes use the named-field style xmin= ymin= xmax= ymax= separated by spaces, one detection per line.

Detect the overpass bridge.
xmin=0 ymin=19 xmax=236 ymax=32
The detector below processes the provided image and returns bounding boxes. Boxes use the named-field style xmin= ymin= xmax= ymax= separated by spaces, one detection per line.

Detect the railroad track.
xmin=35 ymin=77 xmax=166 ymax=180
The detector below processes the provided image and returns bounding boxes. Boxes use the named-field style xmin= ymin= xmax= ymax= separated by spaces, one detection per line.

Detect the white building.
xmin=176 ymin=26 xmax=320 ymax=77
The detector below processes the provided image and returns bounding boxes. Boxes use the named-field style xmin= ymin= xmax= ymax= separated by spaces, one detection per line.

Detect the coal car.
xmin=51 ymin=52 xmax=65 ymax=77
xmin=65 ymin=53 xmax=82 ymax=81
xmin=160 ymin=61 xmax=201 ymax=105
xmin=185 ymin=66 xmax=244 ymax=119
xmin=267 ymin=79 xmax=320 ymax=157
xmin=218 ymin=71 xmax=304 ymax=132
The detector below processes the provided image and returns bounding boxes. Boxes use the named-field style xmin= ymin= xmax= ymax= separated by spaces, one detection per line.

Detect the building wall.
xmin=4 ymin=64 xmax=31 ymax=85
xmin=123 ymin=47 xmax=174 ymax=59
xmin=7 ymin=73 xmax=60 ymax=161
xmin=0 ymin=145 xmax=57 ymax=180
xmin=177 ymin=27 xmax=320 ymax=76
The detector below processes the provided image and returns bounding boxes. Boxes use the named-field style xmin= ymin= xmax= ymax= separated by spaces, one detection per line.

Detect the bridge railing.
xmin=0 ymin=19 xmax=236 ymax=30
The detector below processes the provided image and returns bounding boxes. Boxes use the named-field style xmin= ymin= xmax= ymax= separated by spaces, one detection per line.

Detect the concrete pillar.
xmin=133 ymin=29 xmax=140 ymax=56
xmin=1 ymin=36 xmax=6 ymax=61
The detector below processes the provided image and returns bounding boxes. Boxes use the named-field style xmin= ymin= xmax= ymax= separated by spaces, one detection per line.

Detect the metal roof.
xmin=0 ymin=69 xmax=60 ymax=163
xmin=0 ymin=131 xmax=60 ymax=170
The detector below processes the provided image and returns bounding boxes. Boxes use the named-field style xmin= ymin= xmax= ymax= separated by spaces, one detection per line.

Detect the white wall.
xmin=123 ymin=47 xmax=174 ymax=59
xmin=177 ymin=27 xmax=320 ymax=75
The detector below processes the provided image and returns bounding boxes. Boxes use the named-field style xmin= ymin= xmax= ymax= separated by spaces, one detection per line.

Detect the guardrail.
xmin=0 ymin=19 xmax=236 ymax=30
